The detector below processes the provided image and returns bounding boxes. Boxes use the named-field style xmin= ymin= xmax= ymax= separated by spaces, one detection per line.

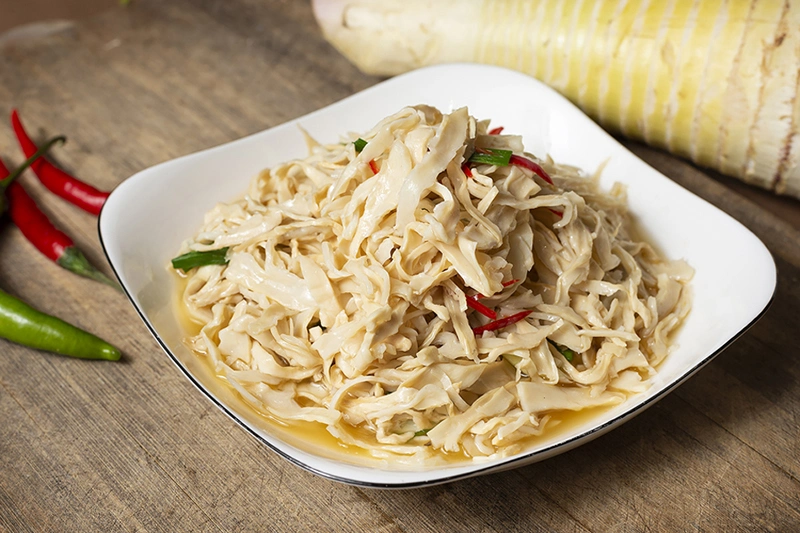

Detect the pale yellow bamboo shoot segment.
xmin=314 ymin=0 xmax=800 ymax=198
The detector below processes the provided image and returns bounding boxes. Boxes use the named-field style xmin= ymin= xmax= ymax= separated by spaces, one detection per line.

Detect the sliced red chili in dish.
xmin=472 ymin=310 xmax=533 ymax=336
xmin=466 ymin=296 xmax=497 ymax=320
xmin=509 ymin=154 xmax=554 ymax=185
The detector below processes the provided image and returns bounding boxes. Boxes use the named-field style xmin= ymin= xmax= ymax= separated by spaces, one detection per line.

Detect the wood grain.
xmin=0 ymin=0 xmax=110 ymax=34
xmin=0 ymin=2 xmax=798 ymax=532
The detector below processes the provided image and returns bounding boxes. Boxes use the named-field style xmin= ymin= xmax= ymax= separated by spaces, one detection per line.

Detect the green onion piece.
xmin=414 ymin=429 xmax=431 ymax=437
xmin=468 ymin=148 xmax=512 ymax=166
xmin=171 ymin=247 xmax=230 ymax=271
xmin=353 ymin=138 xmax=368 ymax=152
xmin=547 ymin=339 xmax=575 ymax=362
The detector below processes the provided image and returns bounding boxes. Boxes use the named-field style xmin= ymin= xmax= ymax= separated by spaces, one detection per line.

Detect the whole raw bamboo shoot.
xmin=313 ymin=0 xmax=800 ymax=198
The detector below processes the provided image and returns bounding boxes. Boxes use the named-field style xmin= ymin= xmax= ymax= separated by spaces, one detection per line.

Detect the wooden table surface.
xmin=1 ymin=2 xmax=799 ymax=532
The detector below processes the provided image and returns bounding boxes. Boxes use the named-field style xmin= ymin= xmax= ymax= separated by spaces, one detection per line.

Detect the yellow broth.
xmin=173 ymin=273 xmax=628 ymax=466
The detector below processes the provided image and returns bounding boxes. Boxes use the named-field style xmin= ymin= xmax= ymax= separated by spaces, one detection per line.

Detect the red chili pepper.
xmin=369 ymin=159 xmax=379 ymax=174
xmin=472 ymin=310 xmax=532 ymax=336
xmin=488 ymin=126 xmax=504 ymax=135
xmin=1 ymin=163 xmax=118 ymax=289
xmin=461 ymin=163 xmax=473 ymax=177
xmin=11 ymin=110 xmax=109 ymax=216
xmin=549 ymin=208 xmax=563 ymax=217
xmin=510 ymin=154 xmax=554 ymax=185
xmin=466 ymin=279 xmax=521 ymax=321
xmin=7 ymin=181 xmax=71 ymax=262
xmin=466 ymin=296 xmax=497 ymax=320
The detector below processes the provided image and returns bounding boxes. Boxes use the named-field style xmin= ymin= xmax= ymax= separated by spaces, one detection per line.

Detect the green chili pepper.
xmin=171 ymin=247 xmax=229 ymax=271
xmin=353 ymin=138 xmax=368 ymax=152
xmin=0 ymin=289 xmax=120 ymax=360
xmin=502 ymin=353 xmax=523 ymax=368
xmin=468 ymin=148 xmax=513 ymax=166
xmin=547 ymin=339 xmax=575 ymax=362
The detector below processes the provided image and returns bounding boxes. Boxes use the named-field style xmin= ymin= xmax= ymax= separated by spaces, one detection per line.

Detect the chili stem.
xmin=57 ymin=247 xmax=120 ymax=290
xmin=11 ymin=110 xmax=110 ymax=216
xmin=0 ymin=136 xmax=66 ymax=191
xmin=5 ymin=180 xmax=120 ymax=290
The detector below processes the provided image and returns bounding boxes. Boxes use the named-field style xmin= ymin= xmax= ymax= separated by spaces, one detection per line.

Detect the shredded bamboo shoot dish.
xmin=174 ymin=106 xmax=692 ymax=463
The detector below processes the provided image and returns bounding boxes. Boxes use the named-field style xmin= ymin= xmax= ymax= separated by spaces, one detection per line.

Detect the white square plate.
xmin=99 ymin=64 xmax=776 ymax=488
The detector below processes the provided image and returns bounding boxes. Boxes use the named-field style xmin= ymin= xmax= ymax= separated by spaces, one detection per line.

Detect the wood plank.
xmin=0 ymin=356 xmax=222 ymax=533
xmin=545 ymin=394 xmax=800 ymax=531
xmin=629 ymin=143 xmax=800 ymax=481
xmin=0 ymin=0 xmax=113 ymax=34
xmin=0 ymin=3 xmax=408 ymax=532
